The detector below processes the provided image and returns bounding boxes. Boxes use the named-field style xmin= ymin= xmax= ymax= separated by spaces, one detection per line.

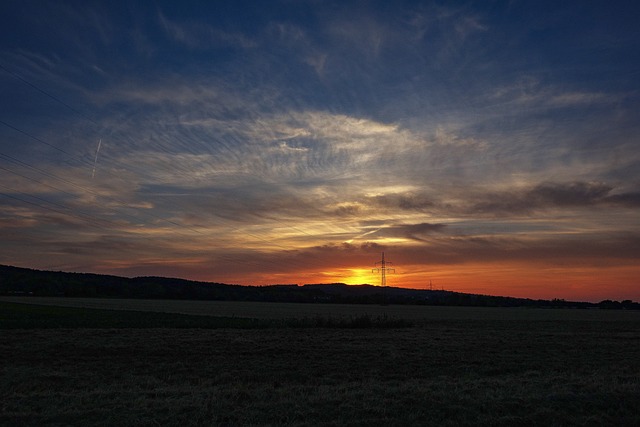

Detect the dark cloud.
xmin=469 ymin=181 xmax=640 ymax=215
xmin=529 ymin=182 xmax=612 ymax=207
xmin=145 ymin=183 xmax=322 ymax=224
xmin=329 ymin=204 xmax=362 ymax=217
xmin=367 ymin=192 xmax=435 ymax=211
xmin=346 ymin=182 xmax=639 ymax=220
xmin=310 ymin=241 xmax=387 ymax=254
xmin=375 ymin=222 xmax=447 ymax=242
xmin=604 ymin=192 xmax=640 ymax=208
xmin=392 ymin=233 xmax=640 ymax=266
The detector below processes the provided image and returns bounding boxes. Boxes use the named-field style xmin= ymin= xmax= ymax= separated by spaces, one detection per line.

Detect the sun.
xmin=343 ymin=269 xmax=376 ymax=286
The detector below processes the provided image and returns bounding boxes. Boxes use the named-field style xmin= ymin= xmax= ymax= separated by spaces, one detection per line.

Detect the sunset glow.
xmin=1 ymin=1 xmax=639 ymax=302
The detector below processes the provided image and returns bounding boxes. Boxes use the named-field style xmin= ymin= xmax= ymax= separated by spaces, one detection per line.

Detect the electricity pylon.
xmin=372 ymin=252 xmax=395 ymax=287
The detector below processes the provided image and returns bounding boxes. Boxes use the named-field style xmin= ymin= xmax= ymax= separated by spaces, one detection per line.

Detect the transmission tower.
xmin=372 ymin=252 xmax=395 ymax=287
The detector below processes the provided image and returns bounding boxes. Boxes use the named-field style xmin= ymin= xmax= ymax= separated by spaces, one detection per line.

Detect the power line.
xmin=0 ymin=137 xmax=325 ymax=273
xmin=0 ymin=119 xmax=87 ymax=162
xmin=0 ymin=149 xmax=202 ymax=234
xmin=0 ymin=62 xmax=99 ymax=126
xmin=0 ymin=183 xmax=117 ymax=231
xmin=0 ymin=63 xmax=385 ymax=279
xmin=0 ymin=115 xmax=348 ymax=276
xmin=0 ymin=62 xmax=358 ymax=234
xmin=0 ymin=83 xmax=337 ymax=246
xmin=0 ymin=126 xmax=294 ymax=251
xmin=0 ymin=146 xmax=337 ymax=278
xmin=372 ymin=251 xmax=395 ymax=287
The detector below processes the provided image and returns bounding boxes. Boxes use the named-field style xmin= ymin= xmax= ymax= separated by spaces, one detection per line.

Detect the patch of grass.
xmin=277 ymin=313 xmax=414 ymax=328
xmin=1 ymin=325 xmax=639 ymax=426
xmin=0 ymin=301 xmax=264 ymax=329
xmin=0 ymin=301 xmax=413 ymax=329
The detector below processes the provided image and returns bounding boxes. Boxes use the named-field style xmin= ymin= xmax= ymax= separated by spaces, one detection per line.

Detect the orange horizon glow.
xmin=188 ymin=262 xmax=639 ymax=303
xmin=11 ymin=252 xmax=638 ymax=303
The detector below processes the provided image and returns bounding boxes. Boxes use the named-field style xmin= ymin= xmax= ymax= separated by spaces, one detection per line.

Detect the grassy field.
xmin=3 ymin=295 xmax=640 ymax=321
xmin=1 ymin=299 xmax=639 ymax=426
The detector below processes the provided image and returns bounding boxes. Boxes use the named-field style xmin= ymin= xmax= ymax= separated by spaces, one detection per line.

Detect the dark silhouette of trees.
xmin=1 ymin=264 xmax=637 ymax=309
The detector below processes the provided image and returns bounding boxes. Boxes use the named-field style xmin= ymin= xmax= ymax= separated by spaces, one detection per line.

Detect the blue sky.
xmin=1 ymin=1 xmax=639 ymax=301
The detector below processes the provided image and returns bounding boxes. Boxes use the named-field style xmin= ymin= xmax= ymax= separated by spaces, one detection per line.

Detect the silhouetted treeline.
xmin=1 ymin=265 xmax=638 ymax=309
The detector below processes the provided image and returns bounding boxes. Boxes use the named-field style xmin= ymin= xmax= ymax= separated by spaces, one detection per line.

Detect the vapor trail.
xmin=91 ymin=139 xmax=102 ymax=179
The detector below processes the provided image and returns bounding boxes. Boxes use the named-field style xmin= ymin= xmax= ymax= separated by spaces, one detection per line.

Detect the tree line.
xmin=1 ymin=265 xmax=638 ymax=309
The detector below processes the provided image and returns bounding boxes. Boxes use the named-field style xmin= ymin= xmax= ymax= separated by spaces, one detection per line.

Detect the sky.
xmin=1 ymin=1 xmax=639 ymax=302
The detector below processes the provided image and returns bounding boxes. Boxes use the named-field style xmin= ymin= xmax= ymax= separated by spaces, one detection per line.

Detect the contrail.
xmin=91 ymin=139 xmax=102 ymax=179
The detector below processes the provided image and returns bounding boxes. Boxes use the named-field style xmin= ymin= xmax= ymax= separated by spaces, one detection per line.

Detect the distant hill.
xmin=1 ymin=264 xmax=637 ymax=309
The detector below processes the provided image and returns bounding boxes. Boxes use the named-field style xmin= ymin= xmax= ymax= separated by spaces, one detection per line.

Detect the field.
xmin=3 ymin=296 xmax=639 ymax=321
xmin=1 ymin=298 xmax=639 ymax=426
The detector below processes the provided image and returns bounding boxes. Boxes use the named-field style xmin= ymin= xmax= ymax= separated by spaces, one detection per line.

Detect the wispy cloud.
xmin=489 ymin=78 xmax=623 ymax=110
xmin=158 ymin=11 xmax=257 ymax=50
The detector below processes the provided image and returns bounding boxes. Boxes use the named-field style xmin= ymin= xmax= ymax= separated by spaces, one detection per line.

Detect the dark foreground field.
xmin=1 ymin=301 xmax=639 ymax=426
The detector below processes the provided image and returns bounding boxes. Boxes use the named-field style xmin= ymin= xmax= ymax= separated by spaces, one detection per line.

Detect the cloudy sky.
xmin=1 ymin=1 xmax=639 ymax=301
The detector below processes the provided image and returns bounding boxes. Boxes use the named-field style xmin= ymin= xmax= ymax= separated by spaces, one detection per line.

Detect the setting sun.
xmin=342 ymin=269 xmax=378 ymax=286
